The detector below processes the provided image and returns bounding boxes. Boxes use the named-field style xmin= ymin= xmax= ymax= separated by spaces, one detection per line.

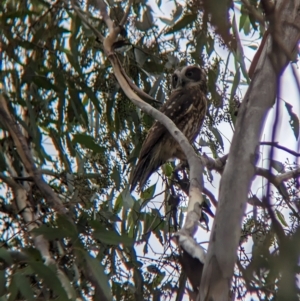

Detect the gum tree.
xmin=0 ymin=0 xmax=299 ymax=300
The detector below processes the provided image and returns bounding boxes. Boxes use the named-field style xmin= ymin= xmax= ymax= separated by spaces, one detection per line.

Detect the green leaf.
xmin=243 ymin=15 xmax=251 ymax=35
xmin=68 ymin=84 xmax=88 ymax=126
xmin=33 ymin=76 xmax=57 ymax=91
xmin=56 ymin=214 xmax=78 ymax=240
xmin=206 ymin=35 xmax=215 ymax=57
xmin=239 ymin=13 xmax=247 ymax=32
xmin=31 ymin=225 xmax=67 ymax=240
xmin=122 ymin=188 xmax=135 ymax=210
xmin=8 ymin=273 xmax=18 ymax=301
xmin=49 ymin=129 xmax=71 ymax=171
xmin=159 ymin=17 xmax=174 ymax=26
xmin=141 ymin=184 xmax=156 ymax=201
xmin=135 ymin=5 xmax=154 ymax=31
xmin=247 ymin=44 xmax=258 ymax=50
xmin=114 ymin=193 xmax=123 ymax=214
xmin=270 ymin=159 xmax=285 ymax=173
xmin=93 ymin=229 xmax=133 ymax=246
xmin=112 ymin=166 xmax=121 ymax=190
xmin=284 ymin=102 xmax=299 ymax=140
xmin=275 ymin=209 xmax=288 ymax=227
xmin=0 ymin=248 xmax=13 ymax=266
xmin=165 ymin=13 xmax=197 ymax=34
xmin=211 ymin=127 xmax=224 ymax=151
xmin=162 ymin=162 xmax=173 ymax=177
xmin=0 ymin=270 xmax=6 ymax=297
xmin=173 ymin=3 xmax=183 ymax=21
xmin=82 ymin=252 xmax=113 ymax=301
xmin=73 ymin=134 xmax=105 ymax=153
xmin=14 ymin=273 xmax=35 ymax=301
xmin=230 ymin=67 xmax=240 ymax=103
xmin=0 ymin=152 xmax=7 ymax=172
xmin=153 ymin=271 xmax=166 ymax=286
xmin=29 ymin=261 xmax=70 ymax=301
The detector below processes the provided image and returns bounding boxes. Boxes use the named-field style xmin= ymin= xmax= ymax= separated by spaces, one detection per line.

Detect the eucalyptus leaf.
xmin=284 ymin=101 xmax=299 ymax=140
xmin=165 ymin=13 xmax=197 ymax=34
xmin=73 ymin=133 xmax=105 ymax=153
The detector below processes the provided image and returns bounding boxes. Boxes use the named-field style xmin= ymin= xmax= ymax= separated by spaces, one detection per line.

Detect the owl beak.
xmin=176 ymin=78 xmax=186 ymax=89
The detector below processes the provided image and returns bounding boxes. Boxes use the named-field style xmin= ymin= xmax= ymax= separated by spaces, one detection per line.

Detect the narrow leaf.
xmin=275 ymin=209 xmax=288 ymax=227
xmin=83 ymin=252 xmax=112 ymax=301
xmin=165 ymin=13 xmax=197 ymax=34
xmin=14 ymin=273 xmax=35 ymax=301
xmin=270 ymin=159 xmax=285 ymax=173
xmin=284 ymin=102 xmax=299 ymax=140
xmin=29 ymin=261 xmax=70 ymax=300
xmin=93 ymin=229 xmax=133 ymax=247
xmin=73 ymin=134 xmax=105 ymax=153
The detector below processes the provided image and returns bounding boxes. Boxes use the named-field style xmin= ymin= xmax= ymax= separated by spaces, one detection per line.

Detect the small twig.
xmin=260 ymin=142 xmax=300 ymax=157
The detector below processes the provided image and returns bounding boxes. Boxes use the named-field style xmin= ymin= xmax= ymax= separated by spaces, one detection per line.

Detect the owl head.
xmin=171 ymin=65 xmax=207 ymax=93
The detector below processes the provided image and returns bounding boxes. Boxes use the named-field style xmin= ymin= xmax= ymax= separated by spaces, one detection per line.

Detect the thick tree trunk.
xmin=199 ymin=1 xmax=300 ymax=300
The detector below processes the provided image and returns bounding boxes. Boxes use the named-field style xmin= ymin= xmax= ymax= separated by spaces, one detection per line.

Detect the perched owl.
xmin=130 ymin=66 xmax=207 ymax=192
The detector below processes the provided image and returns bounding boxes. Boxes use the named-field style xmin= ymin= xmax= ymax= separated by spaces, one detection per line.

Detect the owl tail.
xmin=130 ymin=153 xmax=162 ymax=193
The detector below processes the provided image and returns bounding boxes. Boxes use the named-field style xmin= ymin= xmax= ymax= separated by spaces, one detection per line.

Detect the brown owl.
xmin=130 ymin=66 xmax=207 ymax=192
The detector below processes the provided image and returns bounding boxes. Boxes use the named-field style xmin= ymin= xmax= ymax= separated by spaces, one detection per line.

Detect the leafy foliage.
xmin=0 ymin=0 xmax=299 ymax=300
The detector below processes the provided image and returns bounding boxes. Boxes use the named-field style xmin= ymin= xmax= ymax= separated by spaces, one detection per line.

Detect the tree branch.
xmin=0 ymin=95 xmax=67 ymax=216
xmin=199 ymin=1 xmax=300 ymax=300
xmin=92 ymin=0 xmax=205 ymax=229
xmin=260 ymin=141 xmax=300 ymax=157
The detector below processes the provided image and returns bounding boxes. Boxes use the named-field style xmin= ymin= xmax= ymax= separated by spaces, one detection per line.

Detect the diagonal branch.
xmin=91 ymin=0 xmax=205 ymax=229
xmin=260 ymin=141 xmax=300 ymax=157
xmin=70 ymin=0 xmax=207 ymax=282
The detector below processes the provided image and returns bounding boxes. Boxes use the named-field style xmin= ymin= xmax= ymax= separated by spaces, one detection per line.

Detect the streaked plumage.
xmin=130 ymin=66 xmax=207 ymax=192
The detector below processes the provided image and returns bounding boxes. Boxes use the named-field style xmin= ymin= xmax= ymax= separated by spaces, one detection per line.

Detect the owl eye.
xmin=173 ymin=74 xmax=178 ymax=82
xmin=186 ymin=71 xmax=193 ymax=77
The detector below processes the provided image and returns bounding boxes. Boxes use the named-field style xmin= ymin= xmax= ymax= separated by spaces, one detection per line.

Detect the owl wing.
xmin=130 ymin=85 xmax=205 ymax=191
xmin=139 ymin=86 xmax=201 ymax=159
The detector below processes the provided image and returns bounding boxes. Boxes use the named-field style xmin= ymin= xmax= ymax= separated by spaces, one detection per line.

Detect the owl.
xmin=130 ymin=66 xmax=207 ymax=192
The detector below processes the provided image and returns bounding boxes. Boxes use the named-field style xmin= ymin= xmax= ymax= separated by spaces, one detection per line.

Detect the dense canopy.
xmin=0 ymin=0 xmax=299 ymax=300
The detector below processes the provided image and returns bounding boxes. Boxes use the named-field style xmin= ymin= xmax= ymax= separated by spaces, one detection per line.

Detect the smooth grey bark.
xmin=199 ymin=1 xmax=300 ymax=300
